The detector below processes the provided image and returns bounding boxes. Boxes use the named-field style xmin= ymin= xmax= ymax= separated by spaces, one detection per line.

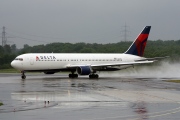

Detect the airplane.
xmin=11 ymin=26 xmax=166 ymax=79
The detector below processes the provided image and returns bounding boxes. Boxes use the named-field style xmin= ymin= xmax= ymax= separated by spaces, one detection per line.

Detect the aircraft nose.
xmin=11 ymin=61 xmax=16 ymax=68
xmin=11 ymin=61 xmax=22 ymax=69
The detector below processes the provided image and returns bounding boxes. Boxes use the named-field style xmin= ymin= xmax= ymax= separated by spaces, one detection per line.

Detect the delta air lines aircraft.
xmin=11 ymin=26 xmax=164 ymax=79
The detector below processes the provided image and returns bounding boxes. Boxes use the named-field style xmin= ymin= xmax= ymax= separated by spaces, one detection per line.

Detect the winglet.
xmin=125 ymin=26 xmax=151 ymax=56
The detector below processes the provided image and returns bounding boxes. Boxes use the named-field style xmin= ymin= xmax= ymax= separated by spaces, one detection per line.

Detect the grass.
xmin=165 ymin=80 xmax=180 ymax=83
xmin=0 ymin=68 xmax=19 ymax=73
xmin=0 ymin=102 xmax=3 ymax=106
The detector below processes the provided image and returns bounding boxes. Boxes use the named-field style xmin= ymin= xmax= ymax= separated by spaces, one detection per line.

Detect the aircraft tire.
xmin=95 ymin=74 xmax=99 ymax=79
xmin=75 ymin=74 xmax=78 ymax=78
xmin=21 ymin=75 xmax=26 ymax=79
xmin=69 ymin=74 xmax=78 ymax=78
xmin=89 ymin=74 xmax=99 ymax=79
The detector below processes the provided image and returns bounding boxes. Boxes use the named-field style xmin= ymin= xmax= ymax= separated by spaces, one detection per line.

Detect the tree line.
xmin=0 ymin=40 xmax=180 ymax=69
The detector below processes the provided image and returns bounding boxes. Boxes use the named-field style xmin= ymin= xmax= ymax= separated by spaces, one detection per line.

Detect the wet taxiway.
xmin=0 ymin=73 xmax=180 ymax=120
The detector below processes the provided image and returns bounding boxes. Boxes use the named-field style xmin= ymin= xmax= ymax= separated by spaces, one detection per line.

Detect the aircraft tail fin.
xmin=124 ymin=26 xmax=151 ymax=57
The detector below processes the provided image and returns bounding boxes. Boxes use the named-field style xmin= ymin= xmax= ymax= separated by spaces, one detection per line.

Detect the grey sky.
xmin=0 ymin=0 xmax=180 ymax=48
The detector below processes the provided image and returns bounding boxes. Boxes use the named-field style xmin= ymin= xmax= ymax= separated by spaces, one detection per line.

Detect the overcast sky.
xmin=0 ymin=0 xmax=180 ymax=48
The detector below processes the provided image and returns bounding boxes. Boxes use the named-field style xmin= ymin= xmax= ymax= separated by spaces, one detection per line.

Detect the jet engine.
xmin=77 ymin=66 xmax=91 ymax=75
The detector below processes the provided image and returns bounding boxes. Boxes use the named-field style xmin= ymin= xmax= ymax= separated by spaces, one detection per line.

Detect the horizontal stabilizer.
xmin=135 ymin=56 xmax=169 ymax=62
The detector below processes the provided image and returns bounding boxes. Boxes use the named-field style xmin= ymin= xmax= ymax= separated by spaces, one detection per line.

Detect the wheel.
xmin=21 ymin=75 xmax=26 ymax=79
xmin=75 ymin=74 xmax=78 ymax=78
xmin=89 ymin=74 xmax=92 ymax=79
xmin=95 ymin=74 xmax=99 ymax=79
xmin=69 ymin=74 xmax=78 ymax=78
xmin=89 ymin=74 xmax=99 ymax=79
xmin=21 ymin=71 xmax=26 ymax=79
xmin=69 ymin=74 xmax=72 ymax=78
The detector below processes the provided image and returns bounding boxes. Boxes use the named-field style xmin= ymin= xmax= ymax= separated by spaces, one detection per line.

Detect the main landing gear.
xmin=69 ymin=74 xmax=78 ymax=78
xmin=89 ymin=74 xmax=99 ymax=79
xmin=21 ymin=71 xmax=26 ymax=79
xmin=68 ymin=71 xmax=99 ymax=79
xmin=69 ymin=71 xmax=78 ymax=78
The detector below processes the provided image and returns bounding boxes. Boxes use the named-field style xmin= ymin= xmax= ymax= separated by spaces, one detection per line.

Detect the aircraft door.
xmin=30 ymin=57 xmax=34 ymax=65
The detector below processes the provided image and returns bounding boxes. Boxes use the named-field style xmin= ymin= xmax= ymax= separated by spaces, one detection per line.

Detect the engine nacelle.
xmin=77 ymin=66 xmax=91 ymax=75
xmin=44 ymin=72 xmax=55 ymax=74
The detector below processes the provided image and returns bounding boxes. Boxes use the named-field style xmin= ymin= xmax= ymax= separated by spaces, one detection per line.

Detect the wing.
xmin=66 ymin=61 xmax=154 ymax=68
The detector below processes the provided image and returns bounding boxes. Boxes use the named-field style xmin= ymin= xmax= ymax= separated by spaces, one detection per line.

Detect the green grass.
xmin=0 ymin=68 xmax=19 ymax=73
xmin=0 ymin=102 xmax=3 ymax=106
xmin=165 ymin=80 xmax=180 ymax=83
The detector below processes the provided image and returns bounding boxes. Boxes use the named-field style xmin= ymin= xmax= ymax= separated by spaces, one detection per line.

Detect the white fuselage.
xmin=11 ymin=53 xmax=143 ymax=71
xmin=10 ymin=26 xmax=153 ymax=79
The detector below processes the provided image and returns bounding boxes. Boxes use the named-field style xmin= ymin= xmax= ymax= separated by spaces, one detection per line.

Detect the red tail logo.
xmin=125 ymin=26 xmax=151 ymax=56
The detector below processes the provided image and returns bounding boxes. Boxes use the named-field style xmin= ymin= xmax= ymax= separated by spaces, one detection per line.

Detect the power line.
xmin=6 ymin=28 xmax=65 ymax=40
xmin=6 ymin=27 xmax=123 ymax=43
xmin=8 ymin=33 xmax=50 ymax=44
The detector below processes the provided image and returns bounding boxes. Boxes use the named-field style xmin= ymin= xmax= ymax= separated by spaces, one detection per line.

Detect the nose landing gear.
xmin=21 ymin=71 xmax=26 ymax=79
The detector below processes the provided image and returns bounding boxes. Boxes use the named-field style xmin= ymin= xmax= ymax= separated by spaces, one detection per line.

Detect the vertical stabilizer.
xmin=125 ymin=26 xmax=151 ymax=56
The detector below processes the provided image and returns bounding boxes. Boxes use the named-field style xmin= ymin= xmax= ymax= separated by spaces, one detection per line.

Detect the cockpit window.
xmin=15 ymin=58 xmax=23 ymax=61
xmin=19 ymin=58 xmax=23 ymax=61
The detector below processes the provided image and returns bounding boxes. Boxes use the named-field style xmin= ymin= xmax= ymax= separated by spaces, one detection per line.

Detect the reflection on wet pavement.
xmin=0 ymin=74 xmax=180 ymax=120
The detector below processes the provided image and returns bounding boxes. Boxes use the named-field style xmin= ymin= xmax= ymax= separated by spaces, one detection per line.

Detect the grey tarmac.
xmin=0 ymin=73 xmax=180 ymax=120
